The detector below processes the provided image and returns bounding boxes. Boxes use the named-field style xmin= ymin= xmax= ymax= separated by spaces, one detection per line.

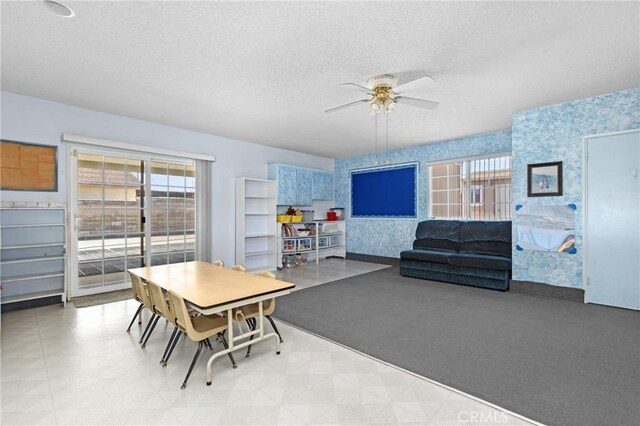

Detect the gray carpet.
xmin=71 ymin=289 xmax=132 ymax=308
xmin=274 ymin=267 xmax=640 ymax=426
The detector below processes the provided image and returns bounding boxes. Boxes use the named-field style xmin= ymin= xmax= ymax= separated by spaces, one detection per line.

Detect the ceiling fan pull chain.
xmin=385 ymin=111 xmax=390 ymax=165
xmin=374 ymin=112 xmax=379 ymax=166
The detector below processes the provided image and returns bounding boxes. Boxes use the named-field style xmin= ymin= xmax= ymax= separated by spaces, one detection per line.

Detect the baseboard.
xmin=1 ymin=296 xmax=63 ymax=313
xmin=346 ymin=252 xmax=400 ymax=266
xmin=510 ymin=280 xmax=584 ymax=302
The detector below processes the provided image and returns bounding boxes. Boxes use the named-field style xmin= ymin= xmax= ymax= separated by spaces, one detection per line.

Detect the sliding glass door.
xmin=149 ymin=161 xmax=196 ymax=266
xmin=70 ymin=150 xmax=196 ymax=296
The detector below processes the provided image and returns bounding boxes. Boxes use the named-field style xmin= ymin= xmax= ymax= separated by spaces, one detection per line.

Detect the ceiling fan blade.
xmin=324 ymin=99 xmax=370 ymax=113
xmin=394 ymin=96 xmax=439 ymax=110
xmin=393 ymin=75 xmax=437 ymax=94
xmin=340 ymin=83 xmax=372 ymax=93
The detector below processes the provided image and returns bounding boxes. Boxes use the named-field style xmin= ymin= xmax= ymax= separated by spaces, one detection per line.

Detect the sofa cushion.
xmin=400 ymin=249 xmax=452 ymax=264
xmin=458 ymin=221 xmax=512 ymax=256
xmin=413 ymin=238 xmax=460 ymax=252
xmin=447 ymin=253 xmax=512 ymax=271
xmin=458 ymin=240 xmax=512 ymax=257
xmin=415 ymin=220 xmax=462 ymax=241
xmin=459 ymin=221 xmax=511 ymax=243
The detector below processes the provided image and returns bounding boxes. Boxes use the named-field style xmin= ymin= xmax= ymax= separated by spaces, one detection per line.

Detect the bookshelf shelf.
xmin=1 ymin=205 xmax=67 ymax=306
xmin=236 ymin=178 xmax=277 ymax=272
xmin=277 ymin=221 xmax=346 ymax=268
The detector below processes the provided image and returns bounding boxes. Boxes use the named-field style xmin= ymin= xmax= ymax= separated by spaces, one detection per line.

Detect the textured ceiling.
xmin=1 ymin=1 xmax=638 ymax=158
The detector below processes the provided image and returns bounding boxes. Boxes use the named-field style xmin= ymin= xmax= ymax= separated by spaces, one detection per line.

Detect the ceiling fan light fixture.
xmin=326 ymin=73 xmax=438 ymax=114
xmin=42 ymin=0 xmax=75 ymax=18
xmin=326 ymin=73 xmax=438 ymax=164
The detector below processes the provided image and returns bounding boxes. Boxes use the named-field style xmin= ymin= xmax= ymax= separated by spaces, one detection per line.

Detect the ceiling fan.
xmin=325 ymin=74 xmax=439 ymax=114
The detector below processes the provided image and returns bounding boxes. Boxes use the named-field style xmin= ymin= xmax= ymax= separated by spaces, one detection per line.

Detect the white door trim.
xmin=582 ymin=128 xmax=640 ymax=303
xmin=62 ymin=133 xmax=216 ymax=162
xmin=67 ymin=147 xmax=78 ymax=299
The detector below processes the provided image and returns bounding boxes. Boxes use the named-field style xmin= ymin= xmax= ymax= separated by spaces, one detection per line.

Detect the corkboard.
xmin=1 ymin=140 xmax=58 ymax=191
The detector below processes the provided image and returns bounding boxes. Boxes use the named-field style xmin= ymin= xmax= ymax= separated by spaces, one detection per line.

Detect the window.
xmin=470 ymin=185 xmax=483 ymax=205
xmin=149 ymin=161 xmax=196 ymax=266
xmin=429 ymin=154 xmax=512 ymax=220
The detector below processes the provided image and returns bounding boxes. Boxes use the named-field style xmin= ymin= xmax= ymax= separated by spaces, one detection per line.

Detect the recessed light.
xmin=42 ymin=0 xmax=75 ymax=18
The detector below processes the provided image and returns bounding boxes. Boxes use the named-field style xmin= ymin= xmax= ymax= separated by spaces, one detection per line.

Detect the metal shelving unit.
xmin=1 ymin=202 xmax=67 ymax=306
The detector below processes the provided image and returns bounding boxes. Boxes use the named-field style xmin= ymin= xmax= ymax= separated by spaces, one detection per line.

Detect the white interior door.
xmin=585 ymin=130 xmax=640 ymax=310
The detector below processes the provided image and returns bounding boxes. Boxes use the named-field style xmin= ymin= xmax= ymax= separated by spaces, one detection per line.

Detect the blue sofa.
xmin=400 ymin=220 xmax=512 ymax=291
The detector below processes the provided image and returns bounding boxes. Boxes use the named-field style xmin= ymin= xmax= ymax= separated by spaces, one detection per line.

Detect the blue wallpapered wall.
xmin=511 ymin=88 xmax=640 ymax=288
xmin=334 ymin=130 xmax=513 ymax=257
xmin=335 ymin=88 xmax=640 ymax=288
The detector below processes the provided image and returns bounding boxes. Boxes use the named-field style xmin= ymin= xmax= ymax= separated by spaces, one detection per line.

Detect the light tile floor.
xmin=1 ymin=260 xmax=538 ymax=425
xmin=275 ymin=258 xmax=389 ymax=291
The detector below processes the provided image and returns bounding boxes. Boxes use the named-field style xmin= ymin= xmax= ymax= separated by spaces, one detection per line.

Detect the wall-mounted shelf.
xmin=1 ymin=205 xmax=67 ymax=307
xmin=1 ymin=256 xmax=66 ymax=265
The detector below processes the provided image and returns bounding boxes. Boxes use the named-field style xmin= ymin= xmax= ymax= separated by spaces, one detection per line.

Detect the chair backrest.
xmin=166 ymin=290 xmax=228 ymax=341
xmin=231 ymin=264 xmax=246 ymax=272
xmin=254 ymin=270 xmax=276 ymax=279
xmin=129 ymin=272 xmax=152 ymax=310
xmin=147 ymin=281 xmax=172 ymax=322
xmin=254 ymin=271 xmax=276 ymax=312
xmin=166 ymin=290 xmax=192 ymax=335
xmin=212 ymin=260 xmax=224 ymax=266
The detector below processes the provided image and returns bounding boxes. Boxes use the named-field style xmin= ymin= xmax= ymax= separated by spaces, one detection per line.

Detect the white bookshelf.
xmin=277 ymin=221 xmax=346 ymax=268
xmin=0 ymin=202 xmax=67 ymax=306
xmin=235 ymin=178 xmax=277 ymax=272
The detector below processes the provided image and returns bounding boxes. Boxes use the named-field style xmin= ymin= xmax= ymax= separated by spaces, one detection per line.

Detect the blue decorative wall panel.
xmin=335 ymin=130 xmax=512 ymax=257
xmin=511 ymin=88 xmax=640 ymax=288
xmin=335 ymin=87 xmax=640 ymax=288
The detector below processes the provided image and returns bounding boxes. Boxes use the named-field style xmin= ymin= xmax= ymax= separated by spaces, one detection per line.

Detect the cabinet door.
xmin=296 ymin=168 xmax=313 ymax=206
xmin=276 ymin=166 xmax=298 ymax=205
xmin=312 ymin=171 xmax=334 ymax=200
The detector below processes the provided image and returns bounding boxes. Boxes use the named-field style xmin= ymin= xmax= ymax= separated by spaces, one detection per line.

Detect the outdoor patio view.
xmin=77 ymin=154 xmax=195 ymax=289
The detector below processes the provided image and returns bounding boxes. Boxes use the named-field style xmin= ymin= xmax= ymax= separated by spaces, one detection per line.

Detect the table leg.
xmin=206 ymin=303 xmax=280 ymax=386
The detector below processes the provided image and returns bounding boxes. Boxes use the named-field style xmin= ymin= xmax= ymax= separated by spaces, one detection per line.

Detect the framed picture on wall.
xmin=527 ymin=161 xmax=562 ymax=197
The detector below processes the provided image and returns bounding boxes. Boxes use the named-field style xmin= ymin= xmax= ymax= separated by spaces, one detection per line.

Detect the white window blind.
xmin=429 ymin=154 xmax=512 ymax=220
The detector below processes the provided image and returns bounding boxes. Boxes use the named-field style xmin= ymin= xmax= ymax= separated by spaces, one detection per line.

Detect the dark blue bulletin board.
xmin=351 ymin=163 xmax=418 ymax=218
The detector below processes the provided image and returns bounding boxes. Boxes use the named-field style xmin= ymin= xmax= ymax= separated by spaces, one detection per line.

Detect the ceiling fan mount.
xmin=325 ymin=73 xmax=439 ymax=114
xmin=368 ymin=74 xmax=398 ymax=91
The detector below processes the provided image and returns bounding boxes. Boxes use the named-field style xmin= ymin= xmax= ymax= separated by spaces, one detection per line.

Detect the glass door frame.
xmin=68 ymin=145 xmax=196 ymax=298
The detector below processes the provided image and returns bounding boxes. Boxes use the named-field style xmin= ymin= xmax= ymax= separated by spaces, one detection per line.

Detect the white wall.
xmin=0 ymin=92 xmax=334 ymax=265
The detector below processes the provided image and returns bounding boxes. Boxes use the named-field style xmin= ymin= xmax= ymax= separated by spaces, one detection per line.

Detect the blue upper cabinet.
xmin=312 ymin=171 xmax=334 ymax=200
xmin=268 ymin=164 xmax=334 ymax=206
xmin=268 ymin=164 xmax=297 ymax=205
xmin=296 ymin=168 xmax=313 ymax=206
